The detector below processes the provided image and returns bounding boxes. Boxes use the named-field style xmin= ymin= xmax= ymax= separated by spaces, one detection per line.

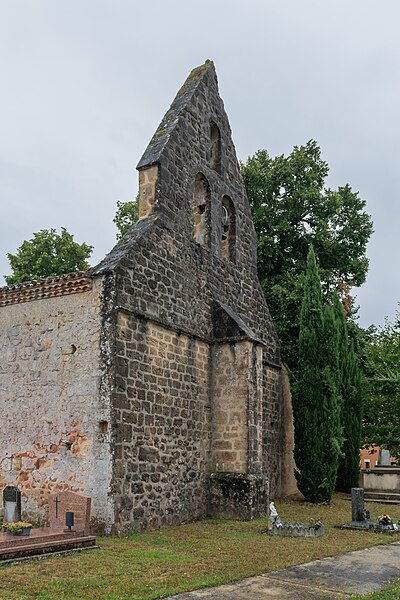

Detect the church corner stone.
xmin=0 ymin=61 xmax=296 ymax=534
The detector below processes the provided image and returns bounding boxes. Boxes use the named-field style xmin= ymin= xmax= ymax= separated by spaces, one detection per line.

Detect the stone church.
xmin=0 ymin=61 xmax=296 ymax=534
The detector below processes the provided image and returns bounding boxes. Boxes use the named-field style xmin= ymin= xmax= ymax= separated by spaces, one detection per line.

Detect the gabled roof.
xmin=137 ymin=60 xmax=215 ymax=170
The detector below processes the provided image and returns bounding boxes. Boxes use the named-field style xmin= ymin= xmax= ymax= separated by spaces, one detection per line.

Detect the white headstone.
xmin=379 ymin=449 xmax=391 ymax=466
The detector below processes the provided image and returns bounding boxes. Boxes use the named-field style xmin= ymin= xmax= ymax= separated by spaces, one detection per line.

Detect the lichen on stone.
xmin=176 ymin=60 xmax=214 ymax=98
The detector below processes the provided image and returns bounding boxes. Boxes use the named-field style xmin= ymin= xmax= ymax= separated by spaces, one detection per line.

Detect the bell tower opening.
xmin=221 ymin=195 xmax=236 ymax=261
xmin=210 ymin=121 xmax=221 ymax=173
xmin=193 ymin=173 xmax=211 ymax=247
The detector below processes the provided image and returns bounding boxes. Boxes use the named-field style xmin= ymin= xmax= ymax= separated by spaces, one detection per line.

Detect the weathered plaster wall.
xmin=278 ymin=367 xmax=298 ymax=497
xmin=0 ymin=278 xmax=113 ymax=530
xmin=111 ymin=314 xmax=211 ymax=533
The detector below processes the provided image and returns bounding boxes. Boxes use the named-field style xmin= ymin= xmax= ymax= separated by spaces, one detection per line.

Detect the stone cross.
xmin=351 ymin=487 xmax=365 ymax=522
xmin=3 ymin=485 xmax=22 ymax=523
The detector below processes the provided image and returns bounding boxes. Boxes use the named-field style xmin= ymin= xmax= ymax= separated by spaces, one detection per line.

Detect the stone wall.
xmin=0 ymin=278 xmax=113 ymax=531
xmin=361 ymin=467 xmax=400 ymax=492
xmin=94 ymin=61 xmax=295 ymax=530
xmin=211 ymin=341 xmax=251 ymax=473
xmin=110 ymin=314 xmax=211 ymax=533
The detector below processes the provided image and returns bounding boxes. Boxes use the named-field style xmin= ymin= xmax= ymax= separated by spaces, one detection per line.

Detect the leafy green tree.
xmin=334 ymin=294 xmax=365 ymax=491
xmin=5 ymin=228 xmax=93 ymax=285
xmin=113 ymin=197 xmax=139 ymax=240
xmin=363 ymin=311 xmax=400 ymax=460
xmin=293 ymin=246 xmax=342 ymax=503
xmin=241 ymin=140 xmax=373 ymax=371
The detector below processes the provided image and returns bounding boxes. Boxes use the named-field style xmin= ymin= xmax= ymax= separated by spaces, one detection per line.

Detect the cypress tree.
xmin=293 ymin=246 xmax=342 ymax=503
xmin=336 ymin=339 xmax=364 ymax=491
xmin=320 ymin=303 xmax=343 ymax=498
xmin=333 ymin=294 xmax=364 ymax=491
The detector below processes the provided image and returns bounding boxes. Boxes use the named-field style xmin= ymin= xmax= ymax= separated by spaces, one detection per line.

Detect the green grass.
xmin=354 ymin=580 xmax=400 ymax=599
xmin=0 ymin=493 xmax=399 ymax=599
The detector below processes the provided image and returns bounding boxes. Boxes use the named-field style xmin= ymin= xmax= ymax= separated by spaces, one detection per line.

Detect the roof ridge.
xmin=0 ymin=270 xmax=91 ymax=295
xmin=137 ymin=60 xmax=215 ymax=170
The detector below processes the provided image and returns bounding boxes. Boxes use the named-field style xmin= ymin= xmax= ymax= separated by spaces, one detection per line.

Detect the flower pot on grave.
xmin=2 ymin=522 xmax=33 ymax=536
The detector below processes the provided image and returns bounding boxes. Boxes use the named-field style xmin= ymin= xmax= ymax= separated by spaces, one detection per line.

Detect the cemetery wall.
xmin=361 ymin=467 xmax=400 ymax=492
xmin=0 ymin=277 xmax=113 ymax=529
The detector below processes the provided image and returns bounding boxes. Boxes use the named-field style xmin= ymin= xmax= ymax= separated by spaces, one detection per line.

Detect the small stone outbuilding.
xmin=0 ymin=61 xmax=296 ymax=534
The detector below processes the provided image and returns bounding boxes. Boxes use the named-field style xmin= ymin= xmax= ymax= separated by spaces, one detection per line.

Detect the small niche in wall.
xmin=62 ymin=344 xmax=77 ymax=356
xmin=210 ymin=121 xmax=221 ymax=173
xmin=99 ymin=421 xmax=108 ymax=434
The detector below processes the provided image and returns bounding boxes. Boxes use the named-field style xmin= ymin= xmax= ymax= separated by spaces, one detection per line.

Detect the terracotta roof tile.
xmin=0 ymin=271 xmax=93 ymax=307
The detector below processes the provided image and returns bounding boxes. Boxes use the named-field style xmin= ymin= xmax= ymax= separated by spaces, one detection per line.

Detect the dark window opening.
xmin=193 ymin=173 xmax=211 ymax=247
xmin=210 ymin=122 xmax=221 ymax=173
xmin=221 ymin=195 xmax=236 ymax=260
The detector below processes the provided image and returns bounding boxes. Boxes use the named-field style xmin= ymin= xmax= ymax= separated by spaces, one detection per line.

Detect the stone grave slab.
xmin=48 ymin=491 xmax=91 ymax=534
xmin=351 ymin=487 xmax=365 ymax=522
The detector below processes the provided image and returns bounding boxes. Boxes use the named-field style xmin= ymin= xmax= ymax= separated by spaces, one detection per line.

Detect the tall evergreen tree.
xmin=320 ymin=302 xmax=343 ymax=496
xmin=334 ymin=294 xmax=364 ymax=491
xmin=293 ymin=247 xmax=342 ymax=503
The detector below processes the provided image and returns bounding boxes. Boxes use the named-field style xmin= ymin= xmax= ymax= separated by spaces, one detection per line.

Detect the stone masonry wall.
xmin=0 ymin=278 xmax=113 ymax=531
xmin=262 ymin=365 xmax=284 ymax=496
xmin=110 ymin=313 xmax=211 ymax=533
xmin=211 ymin=341 xmax=253 ymax=473
xmin=94 ymin=62 xmax=296 ymax=529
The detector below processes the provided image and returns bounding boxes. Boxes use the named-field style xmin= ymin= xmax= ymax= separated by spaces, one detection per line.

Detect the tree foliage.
xmin=334 ymin=294 xmax=365 ymax=491
xmin=241 ymin=140 xmax=373 ymax=370
xmin=5 ymin=228 xmax=93 ymax=285
xmin=362 ymin=311 xmax=400 ymax=460
xmin=113 ymin=197 xmax=139 ymax=240
xmin=293 ymin=247 xmax=342 ymax=503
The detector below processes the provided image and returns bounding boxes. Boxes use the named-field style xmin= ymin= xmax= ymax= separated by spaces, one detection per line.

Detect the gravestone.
xmin=3 ymin=486 xmax=21 ymax=523
xmin=378 ymin=449 xmax=391 ymax=466
xmin=48 ymin=491 xmax=91 ymax=534
xmin=351 ymin=487 xmax=365 ymax=522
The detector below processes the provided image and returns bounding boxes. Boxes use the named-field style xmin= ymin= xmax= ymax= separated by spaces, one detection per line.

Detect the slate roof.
xmin=136 ymin=60 xmax=215 ymax=170
xmin=92 ymin=215 xmax=157 ymax=275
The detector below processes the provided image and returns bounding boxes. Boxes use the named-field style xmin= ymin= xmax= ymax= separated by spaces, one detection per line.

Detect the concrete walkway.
xmin=167 ymin=542 xmax=400 ymax=599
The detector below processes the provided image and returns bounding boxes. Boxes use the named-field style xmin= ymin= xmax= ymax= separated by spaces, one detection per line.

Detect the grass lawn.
xmin=355 ymin=580 xmax=400 ymax=599
xmin=0 ymin=493 xmax=399 ymax=599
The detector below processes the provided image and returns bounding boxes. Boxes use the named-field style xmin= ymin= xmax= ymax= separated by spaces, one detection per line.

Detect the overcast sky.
xmin=1 ymin=0 xmax=399 ymax=328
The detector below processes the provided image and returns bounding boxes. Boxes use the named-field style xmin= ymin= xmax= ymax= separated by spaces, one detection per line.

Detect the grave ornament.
xmin=3 ymin=486 xmax=21 ymax=523
xmin=267 ymin=501 xmax=324 ymax=538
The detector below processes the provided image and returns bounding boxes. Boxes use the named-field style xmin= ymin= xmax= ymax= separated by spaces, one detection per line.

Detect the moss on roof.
xmin=137 ymin=60 xmax=215 ymax=170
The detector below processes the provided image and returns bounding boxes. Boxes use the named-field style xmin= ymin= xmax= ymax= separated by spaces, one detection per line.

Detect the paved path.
xmin=167 ymin=542 xmax=400 ymax=599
